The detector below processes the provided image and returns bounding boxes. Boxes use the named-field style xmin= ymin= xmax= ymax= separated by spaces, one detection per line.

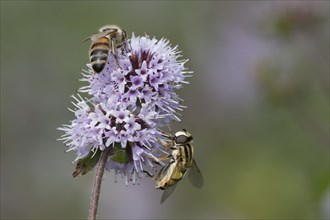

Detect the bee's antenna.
xmin=82 ymin=35 xmax=92 ymax=43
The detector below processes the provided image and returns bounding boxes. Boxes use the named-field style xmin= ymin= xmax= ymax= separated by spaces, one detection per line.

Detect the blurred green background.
xmin=1 ymin=1 xmax=329 ymax=219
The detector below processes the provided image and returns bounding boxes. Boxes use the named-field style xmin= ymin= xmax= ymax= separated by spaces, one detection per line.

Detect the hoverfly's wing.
xmin=83 ymin=29 xmax=117 ymax=42
xmin=160 ymin=182 xmax=178 ymax=204
xmin=156 ymin=160 xmax=173 ymax=180
xmin=156 ymin=159 xmax=177 ymax=189
xmin=188 ymin=159 xmax=204 ymax=188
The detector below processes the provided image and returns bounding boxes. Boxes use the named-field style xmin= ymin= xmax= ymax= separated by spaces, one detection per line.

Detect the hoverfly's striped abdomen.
xmin=90 ymin=37 xmax=110 ymax=73
xmin=178 ymin=144 xmax=194 ymax=168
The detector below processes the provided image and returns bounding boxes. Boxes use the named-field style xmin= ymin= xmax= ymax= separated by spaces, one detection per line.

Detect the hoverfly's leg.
xmin=157 ymin=154 xmax=171 ymax=161
xmin=146 ymin=154 xmax=166 ymax=166
xmin=160 ymin=131 xmax=172 ymax=140
xmin=159 ymin=138 xmax=176 ymax=150
xmin=142 ymin=169 xmax=154 ymax=178
xmin=111 ymin=38 xmax=122 ymax=69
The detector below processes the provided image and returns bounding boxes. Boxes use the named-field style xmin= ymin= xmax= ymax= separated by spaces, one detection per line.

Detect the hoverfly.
xmin=156 ymin=129 xmax=203 ymax=203
xmin=85 ymin=25 xmax=127 ymax=73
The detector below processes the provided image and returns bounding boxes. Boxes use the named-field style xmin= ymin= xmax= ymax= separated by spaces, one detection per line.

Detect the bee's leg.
xmin=111 ymin=39 xmax=122 ymax=69
xmin=121 ymin=41 xmax=127 ymax=55
xmin=125 ymin=40 xmax=132 ymax=53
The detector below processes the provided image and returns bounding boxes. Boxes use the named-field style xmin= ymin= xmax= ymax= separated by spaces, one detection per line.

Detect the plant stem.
xmin=88 ymin=147 xmax=111 ymax=220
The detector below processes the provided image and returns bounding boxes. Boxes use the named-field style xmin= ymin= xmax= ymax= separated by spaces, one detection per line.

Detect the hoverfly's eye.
xmin=175 ymin=135 xmax=189 ymax=144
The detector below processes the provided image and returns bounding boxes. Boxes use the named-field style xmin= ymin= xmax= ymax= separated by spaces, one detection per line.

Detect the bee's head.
xmin=174 ymin=129 xmax=193 ymax=145
xmin=99 ymin=24 xmax=119 ymax=33
xmin=99 ymin=25 xmax=126 ymax=46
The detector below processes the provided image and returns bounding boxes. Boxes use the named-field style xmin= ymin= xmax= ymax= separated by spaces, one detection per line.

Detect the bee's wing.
xmin=83 ymin=29 xmax=117 ymax=42
xmin=160 ymin=183 xmax=178 ymax=204
xmin=188 ymin=159 xmax=204 ymax=188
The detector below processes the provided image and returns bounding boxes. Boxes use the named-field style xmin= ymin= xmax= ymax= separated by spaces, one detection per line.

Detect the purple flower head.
xmin=130 ymin=75 xmax=144 ymax=88
xmin=59 ymin=34 xmax=192 ymax=184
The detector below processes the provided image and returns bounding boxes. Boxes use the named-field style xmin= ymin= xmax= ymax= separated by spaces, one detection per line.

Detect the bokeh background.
xmin=1 ymin=1 xmax=329 ymax=219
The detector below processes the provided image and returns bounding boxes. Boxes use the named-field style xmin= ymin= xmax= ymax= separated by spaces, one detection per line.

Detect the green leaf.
xmin=72 ymin=143 xmax=132 ymax=177
xmin=72 ymin=149 xmax=102 ymax=177
xmin=109 ymin=143 xmax=132 ymax=164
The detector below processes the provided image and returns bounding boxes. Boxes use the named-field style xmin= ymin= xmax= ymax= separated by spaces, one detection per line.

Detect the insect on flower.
xmin=85 ymin=24 xmax=127 ymax=73
xmin=58 ymin=29 xmax=192 ymax=186
xmin=156 ymin=129 xmax=203 ymax=203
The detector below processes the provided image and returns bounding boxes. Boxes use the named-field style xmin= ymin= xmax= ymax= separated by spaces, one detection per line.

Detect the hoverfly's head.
xmin=174 ymin=129 xmax=193 ymax=145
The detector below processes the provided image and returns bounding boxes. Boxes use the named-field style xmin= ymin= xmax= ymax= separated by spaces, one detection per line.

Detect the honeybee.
xmin=86 ymin=25 xmax=127 ymax=73
xmin=156 ymin=129 xmax=203 ymax=203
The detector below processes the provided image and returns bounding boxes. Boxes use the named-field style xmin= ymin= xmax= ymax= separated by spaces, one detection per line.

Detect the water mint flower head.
xmin=59 ymin=34 xmax=192 ymax=184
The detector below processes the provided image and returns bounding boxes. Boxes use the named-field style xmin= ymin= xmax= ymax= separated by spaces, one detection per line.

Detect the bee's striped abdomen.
xmin=90 ymin=37 xmax=110 ymax=73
